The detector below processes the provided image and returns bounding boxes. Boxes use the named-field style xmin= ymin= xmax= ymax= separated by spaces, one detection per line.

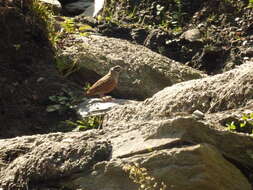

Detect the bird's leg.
xmin=100 ymin=94 xmax=113 ymax=102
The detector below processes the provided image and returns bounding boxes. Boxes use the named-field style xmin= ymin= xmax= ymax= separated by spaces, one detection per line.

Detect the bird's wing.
xmin=86 ymin=74 xmax=116 ymax=96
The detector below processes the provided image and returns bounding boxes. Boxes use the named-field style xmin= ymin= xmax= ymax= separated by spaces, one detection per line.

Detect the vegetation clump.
xmin=226 ymin=112 xmax=253 ymax=134
xmin=123 ymin=163 xmax=167 ymax=190
xmin=28 ymin=0 xmax=58 ymax=46
xmin=65 ymin=115 xmax=103 ymax=131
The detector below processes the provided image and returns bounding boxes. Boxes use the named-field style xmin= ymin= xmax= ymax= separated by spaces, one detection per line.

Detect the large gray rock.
xmin=59 ymin=34 xmax=205 ymax=99
xmin=0 ymin=60 xmax=252 ymax=189
xmin=100 ymin=62 xmax=253 ymax=184
xmin=104 ymin=61 xmax=253 ymax=124
xmin=103 ymin=116 xmax=253 ymax=169
xmin=0 ymin=131 xmax=111 ymax=189
xmin=0 ymin=118 xmax=252 ymax=189
xmin=62 ymin=144 xmax=251 ymax=190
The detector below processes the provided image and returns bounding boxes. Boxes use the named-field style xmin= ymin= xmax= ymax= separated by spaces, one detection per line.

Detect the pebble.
xmin=242 ymin=41 xmax=248 ymax=46
xmin=192 ymin=110 xmax=205 ymax=119
xmin=37 ymin=77 xmax=45 ymax=83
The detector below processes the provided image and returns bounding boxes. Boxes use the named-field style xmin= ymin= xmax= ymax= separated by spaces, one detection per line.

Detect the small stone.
xmin=242 ymin=41 xmax=248 ymax=46
xmin=181 ymin=29 xmax=201 ymax=42
xmin=197 ymin=23 xmax=205 ymax=28
xmin=245 ymin=47 xmax=253 ymax=57
xmin=91 ymin=171 xmax=98 ymax=176
xmin=192 ymin=110 xmax=205 ymax=119
xmin=37 ymin=77 xmax=45 ymax=83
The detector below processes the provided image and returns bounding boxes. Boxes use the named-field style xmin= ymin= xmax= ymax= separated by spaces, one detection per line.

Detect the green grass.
xmin=65 ymin=115 xmax=103 ymax=131
xmin=248 ymin=0 xmax=253 ymax=7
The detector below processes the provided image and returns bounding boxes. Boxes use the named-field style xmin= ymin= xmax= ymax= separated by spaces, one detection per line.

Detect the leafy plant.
xmin=83 ymin=82 xmax=91 ymax=92
xmin=55 ymin=56 xmax=80 ymax=77
xmin=248 ymin=0 xmax=253 ymax=7
xmin=123 ymin=163 xmax=167 ymax=190
xmin=172 ymin=26 xmax=183 ymax=34
xmin=159 ymin=19 xmax=170 ymax=30
xmin=226 ymin=112 xmax=253 ymax=134
xmin=60 ymin=18 xmax=92 ymax=37
xmin=127 ymin=6 xmax=138 ymax=19
xmin=99 ymin=7 xmax=114 ymax=23
xmin=61 ymin=18 xmax=75 ymax=33
xmin=79 ymin=24 xmax=92 ymax=32
xmin=46 ymin=88 xmax=78 ymax=115
xmin=66 ymin=115 xmax=103 ymax=131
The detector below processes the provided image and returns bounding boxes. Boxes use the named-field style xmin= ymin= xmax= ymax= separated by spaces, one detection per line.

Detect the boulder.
xmin=101 ymin=62 xmax=253 ymax=182
xmin=62 ymin=144 xmax=251 ymax=190
xmin=103 ymin=116 xmax=253 ymax=169
xmin=103 ymin=61 xmax=253 ymax=125
xmin=0 ymin=131 xmax=111 ymax=189
xmin=59 ymin=34 xmax=205 ymax=99
xmin=0 ymin=62 xmax=252 ymax=189
xmin=0 ymin=124 xmax=251 ymax=190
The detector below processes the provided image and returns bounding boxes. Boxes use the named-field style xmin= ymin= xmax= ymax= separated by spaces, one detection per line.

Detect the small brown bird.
xmin=85 ymin=65 xmax=122 ymax=100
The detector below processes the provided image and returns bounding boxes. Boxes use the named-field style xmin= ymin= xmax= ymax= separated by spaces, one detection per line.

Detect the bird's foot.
xmin=101 ymin=96 xmax=114 ymax=102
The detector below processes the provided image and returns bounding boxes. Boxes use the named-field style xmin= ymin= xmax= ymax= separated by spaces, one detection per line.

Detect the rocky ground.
xmin=0 ymin=0 xmax=252 ymax=189
xmin=96 ymin=0 xmax=253 ymax=74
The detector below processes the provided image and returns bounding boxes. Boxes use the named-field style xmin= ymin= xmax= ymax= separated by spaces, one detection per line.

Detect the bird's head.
xmin=109 ymin=65 xmax=122 ymax=80
xmin=110 ymin=65 xmax=122 ymax=74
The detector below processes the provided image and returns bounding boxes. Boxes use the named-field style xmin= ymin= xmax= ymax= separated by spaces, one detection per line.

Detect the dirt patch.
xmin=0 ymin=1 xmax=81 ymax=138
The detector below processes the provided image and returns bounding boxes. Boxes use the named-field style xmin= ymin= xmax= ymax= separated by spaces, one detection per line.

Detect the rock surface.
xmin=1 ymin=0 xmax=253 ymax=189
xmin=59 ymin=34 xmax=205 ymax=99
xmin=64 ymin=144 xmax=251 ymax=190
xmin=0 ymin=62 xmax=252 ymax=189
xmin=0 ymin=131 xmax=111 ymax=189
xmin=0 ymin=119 xmax=252 ymax=190
xmin=77 ymin=98 xmax=137 ymax=117
xmin=181 ymin=28 xmax=202 ymax=42
xmin=104 ymin=61 xmax=253 ymax=125
xmin=104 ymin=116 xmax=253 ymax=167
xmin=39 ymin=0 xmax=61 ymax=13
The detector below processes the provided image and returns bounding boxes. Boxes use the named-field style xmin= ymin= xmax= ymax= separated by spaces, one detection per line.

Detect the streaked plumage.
xmin=86 ymin=65 xmax=122 ymax=98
